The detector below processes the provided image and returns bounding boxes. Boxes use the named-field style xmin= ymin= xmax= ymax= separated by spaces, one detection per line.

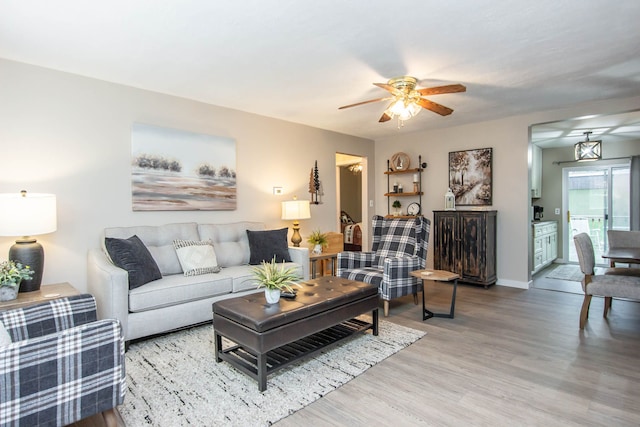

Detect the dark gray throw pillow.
xmin=105 ymin=235 xmax=162 ymax=289
xmin=246 ymin=228 xmax=292 ymax=265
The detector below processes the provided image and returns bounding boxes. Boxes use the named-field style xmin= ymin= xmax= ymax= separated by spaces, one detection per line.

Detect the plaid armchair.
xmin=337 ymin=215 xmax=430 ymax=316
xmin=0 ymin=294 xmax=126 ymax=427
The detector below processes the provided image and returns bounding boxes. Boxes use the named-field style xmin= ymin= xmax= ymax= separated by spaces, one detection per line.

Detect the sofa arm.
xmin=0 ymin=294 xmax=97 ymax=342
xmin=0 ymin=319 xmax=126 ymax=426
xmin=87 ymin=248 xmax=130 ymax=337
xmin=288 ymin=246 xmax=310 ymax=280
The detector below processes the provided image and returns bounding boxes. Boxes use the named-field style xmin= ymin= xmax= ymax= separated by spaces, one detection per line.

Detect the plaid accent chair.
xmin=337 ymin=215 xmax=430 ymax=316
xmin=0 ymin=294 xmax=126 ymax=427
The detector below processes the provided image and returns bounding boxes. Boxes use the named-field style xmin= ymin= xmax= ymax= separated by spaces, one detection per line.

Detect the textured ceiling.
xmin=2 ymin=0 xmax=640 ymax=143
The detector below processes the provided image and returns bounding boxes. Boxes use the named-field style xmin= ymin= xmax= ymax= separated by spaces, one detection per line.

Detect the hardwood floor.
xmin=276 ymin=278 xmax=640 ymax=426
xmin=77 ymin=272 xmax=640 ymax=426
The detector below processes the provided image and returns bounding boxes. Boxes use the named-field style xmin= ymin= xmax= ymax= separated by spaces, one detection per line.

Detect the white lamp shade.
xmin=281 ymin=199 xmax=311 ymax=220
xmin=0 ymin=193 xmax=57 ymax=237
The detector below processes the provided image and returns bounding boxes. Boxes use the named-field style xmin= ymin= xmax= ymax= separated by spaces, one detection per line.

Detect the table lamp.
xmin=0 ymin=190 xmax=57 ymax=292
xmin=281 ymin=197 xmax=311 ymax=247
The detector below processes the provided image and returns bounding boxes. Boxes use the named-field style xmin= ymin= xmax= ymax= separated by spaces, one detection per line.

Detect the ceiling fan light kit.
xmin=339 ymin=76 xmax=466 ymax=128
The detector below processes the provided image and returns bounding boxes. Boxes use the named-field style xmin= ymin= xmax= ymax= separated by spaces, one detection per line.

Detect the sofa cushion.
xmin=104 ymin=223 xmax=199 ymax=275
xmin=105 ymin=235 xmax=162 ymax=289
xmin=247 ymin=228 xmax=292 ymax=265
xmin=173 ymin=239 xmax=221 ymax=276
xmin=198 ymin=222 xmax=265 ymax=267
xmin=128 ymin=273 xmax=233 ymax=312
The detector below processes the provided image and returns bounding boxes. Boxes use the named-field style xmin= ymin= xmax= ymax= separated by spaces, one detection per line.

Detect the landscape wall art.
xmin=131 ymin=123 xmax=236 ymax=211
xmin=448 ymin=147 xmax=492 ymax=206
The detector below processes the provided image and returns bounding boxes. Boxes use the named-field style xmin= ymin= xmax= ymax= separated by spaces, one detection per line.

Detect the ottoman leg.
xmin=372 ymin=308 xmax=379 ymax=336
xmin=215 ymin=333 xmax=222 ymax=363
xmin=257 ymin=352 xmax=267 ymax=392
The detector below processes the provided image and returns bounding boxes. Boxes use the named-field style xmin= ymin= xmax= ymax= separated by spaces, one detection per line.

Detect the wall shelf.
xmin=386 ymin=155 xmax=426 ymax=216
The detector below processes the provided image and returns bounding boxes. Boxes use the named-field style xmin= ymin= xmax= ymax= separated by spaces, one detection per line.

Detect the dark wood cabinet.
xmin=433 ymin=210 xmax=497 ymax=287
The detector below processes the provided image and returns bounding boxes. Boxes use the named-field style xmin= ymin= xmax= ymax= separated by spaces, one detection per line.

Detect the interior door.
xmin=564 ymin=164 xmax=630 ymax=264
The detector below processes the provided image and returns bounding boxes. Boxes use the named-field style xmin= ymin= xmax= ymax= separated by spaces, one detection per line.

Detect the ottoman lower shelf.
xmin=216 ymin=317 xmax=374 ymax=391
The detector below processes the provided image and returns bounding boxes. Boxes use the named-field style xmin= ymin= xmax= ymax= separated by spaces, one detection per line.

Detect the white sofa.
xmin=87 ymin=221 xmax=309 ymax=342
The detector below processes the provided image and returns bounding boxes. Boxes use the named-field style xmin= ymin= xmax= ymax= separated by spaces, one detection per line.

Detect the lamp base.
xmin=9 ymin=239 xmax=44 ymax=293
xmin=291 ymin=221 xmax=302 ymax=247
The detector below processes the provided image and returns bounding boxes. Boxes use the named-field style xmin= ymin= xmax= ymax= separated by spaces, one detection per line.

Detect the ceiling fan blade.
xmin=417 ymin=84 xmax=466 ymax=96
xmin=338 ymin=97 xmax=390 ymax=110
xmin=416 ymin=98 xmax=454 ymax=116
xmin=379 ymin=112 xmax=392 ymax=123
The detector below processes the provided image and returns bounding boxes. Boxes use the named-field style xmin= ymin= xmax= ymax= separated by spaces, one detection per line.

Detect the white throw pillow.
xmin=173 ymin=239 xmax=221 ymax=276
xmin=0 ymin=321 xmax=12 ymax=347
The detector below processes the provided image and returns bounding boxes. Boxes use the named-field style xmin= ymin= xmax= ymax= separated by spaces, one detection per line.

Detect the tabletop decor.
xmin=252 ymin=257 xmax=301 ymax=304
xmin=307 ymin=229 xmax=329 ymax=254
xmin=0 ymin=260 xmax=34 ymax=301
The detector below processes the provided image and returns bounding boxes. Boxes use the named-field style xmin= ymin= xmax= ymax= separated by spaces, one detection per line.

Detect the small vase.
xmin=264 ymin=288 xmax=281 ymax=304
xmin=312 ymin=244 xmax=323 ymax=255
xmin=0 ymin=285 xmax=19 ymax=302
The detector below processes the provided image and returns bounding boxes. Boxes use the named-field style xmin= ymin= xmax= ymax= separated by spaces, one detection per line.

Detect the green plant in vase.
xmin=392 ymin=200 xmax=402 ymax=216
xmin=307 ymin=229 xmax=329 ymax=254
xmin=251 ymin=256 xmax=302 ymax=304
xmin=0 ymin=260 xmax=34 ymax=301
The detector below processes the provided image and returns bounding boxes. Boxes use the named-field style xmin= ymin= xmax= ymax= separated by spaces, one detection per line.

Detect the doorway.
xmin=335 ymin=153 xmax=368 ymax=251
xmin=563 ymin=163 xmax=630 ymax=264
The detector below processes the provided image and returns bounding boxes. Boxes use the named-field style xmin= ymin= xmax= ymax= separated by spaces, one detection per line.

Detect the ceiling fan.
xmin=339 ymin=76 xmax=466 ymax=124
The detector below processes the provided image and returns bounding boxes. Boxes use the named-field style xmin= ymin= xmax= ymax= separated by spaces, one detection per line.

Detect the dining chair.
xmin=606 ymin=230 xmax=640 ymax=267
xmin=573 ymin=233 xmax=640 ymax=329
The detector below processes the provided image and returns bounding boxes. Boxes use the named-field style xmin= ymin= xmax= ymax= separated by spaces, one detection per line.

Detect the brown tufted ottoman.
xmin=212 ymin=276 xmax=379 ymax=391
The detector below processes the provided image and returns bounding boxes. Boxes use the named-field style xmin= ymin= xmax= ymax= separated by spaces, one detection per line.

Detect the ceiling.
xmin=2 ymin=1 xmax=640 ymax=141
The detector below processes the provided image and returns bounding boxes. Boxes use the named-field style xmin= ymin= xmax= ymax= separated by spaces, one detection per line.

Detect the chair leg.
xmin=383 ymin=300 xmax=389 ymax=317
xmin=102 ymin=408 xmax=118 ymax=427
xmin=604 ymin=296 xmax=612 ymax=318
xmin=413 ymin=293 xmax=418 ymax=305
xmin=580 ymin=294 xmax=592 ymax=329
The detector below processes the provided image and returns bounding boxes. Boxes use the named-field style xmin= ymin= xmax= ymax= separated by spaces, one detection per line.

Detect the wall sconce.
xmin=574 ymin=131 xmax=602 ymax=161
xmin=281 ymin=196 xmax=311 ymax=247
xmin=0 ymin=190 xmax=57 ymax=292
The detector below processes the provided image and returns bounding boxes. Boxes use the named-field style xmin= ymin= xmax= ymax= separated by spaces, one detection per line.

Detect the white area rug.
xmin=119 ymin=319 xmax=425 ymax=426
xmin=545 ymin=264 xmax=584 ymax=282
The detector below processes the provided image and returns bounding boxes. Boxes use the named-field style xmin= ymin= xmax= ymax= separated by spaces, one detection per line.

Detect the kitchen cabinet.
xmin=532 ymin=221 xmax=557 ymax=274
xmin=433 ymin=210 xmax=497 ymax=288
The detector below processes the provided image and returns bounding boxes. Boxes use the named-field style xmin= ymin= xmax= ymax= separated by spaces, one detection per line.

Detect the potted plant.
xmin=251 ymin=257 xmax=302 ymax=304
xmin=0 ymin=260 xmax=34 ymax=301
xmin=307 ymin=229 xmax=329 ymax=254
xmin=392 ymin=200 xmax=402 ymax=216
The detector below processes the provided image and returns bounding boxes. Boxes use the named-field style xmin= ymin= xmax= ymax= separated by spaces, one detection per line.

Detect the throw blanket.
xmin=344 ymin=223 xmax=362 ymax=245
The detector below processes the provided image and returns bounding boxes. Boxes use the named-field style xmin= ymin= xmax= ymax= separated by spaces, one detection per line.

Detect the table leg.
xmin=215 ymin=332 xmax=222 ymax=362
xmin=311 ymin=259 xmax=317 ymax=279
xmin=257 ymin=352 xmax=267 ymax=392
xmin=421 ymin=280 xmax=434 ymax=321
xmin=422 ymin=279 xmax=457 ymax=320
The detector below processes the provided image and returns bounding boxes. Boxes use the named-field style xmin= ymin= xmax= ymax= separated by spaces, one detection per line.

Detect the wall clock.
xmin=407 ymin=202 xmax=421 ymax=216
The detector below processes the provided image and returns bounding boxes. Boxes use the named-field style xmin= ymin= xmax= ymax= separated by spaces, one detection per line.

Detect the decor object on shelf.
xmin=448 ymin=148 xmax=492 ymax=206
xmin=390 ymin=152 xmax=410 ymax=171
xmin=0 ymin=191 xmax=57 ymax=292
xmin=574 ymin=131 xmax=602 ymax=161
xmin=444 ymin=188 xmax=456 ymax=210
xmin=384 ymin=155 xmax=425 ymax=217
xmin=0 ymin=260 xmax=34 ymax=301
xmin=392 ymin=200 xmax=402 ymax=216
xmin=307 ymin=229 xmax=329 ymax=254
xmin=407 ymin=202 xmax=421 ymax=216
xmin=308 ymin=160 xmax=322 ymax=204
xmin=281 ymin=196 xmax=311 ymax=247
xmin=251 ymin=256 xmax=301 ymax=304
xmin=338 ymin=76 xmax=466 ymax=128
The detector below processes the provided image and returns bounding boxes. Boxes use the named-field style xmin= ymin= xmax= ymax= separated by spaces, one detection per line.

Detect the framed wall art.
xmin=448 ymin=147 xmax=492 ymax=206
xmin=131 ymin=123 xmax=236 ymax=211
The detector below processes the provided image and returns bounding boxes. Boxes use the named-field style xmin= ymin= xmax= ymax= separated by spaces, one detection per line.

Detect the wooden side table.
xmin=309 ymin=252 xmax=339 ymax=278
xmin=410 ymin=269 xmax=459 ymax=320
xmin=0 ymin=282 xmax=80 ymax=311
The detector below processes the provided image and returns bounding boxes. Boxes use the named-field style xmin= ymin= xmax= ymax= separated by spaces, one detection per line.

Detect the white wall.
xmin=0 ymin=59 xmax=374 ymax=292
xmin=375 ymin=95 xmax=640 ymax=288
